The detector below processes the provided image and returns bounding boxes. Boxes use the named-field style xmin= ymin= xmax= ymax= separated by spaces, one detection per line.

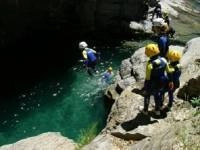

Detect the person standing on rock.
xmin=157 ymin=24 xmax=170 ymax=58
xmin=152 ymin=0 xmax=162 ymax=19
xmin=161 ymin=49 xmax=182 ymax=109
xmin=79 ymin=41 xmax=99 ymax=76
xmin=141 ymin=43 xmax=168 ymax=115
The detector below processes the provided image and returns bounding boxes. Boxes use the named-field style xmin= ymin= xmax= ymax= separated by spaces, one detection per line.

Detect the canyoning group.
xmin=78 ymin=0 xmax=181 ymax=116
xmin=141 ymin=0 xmax=181 ymax=115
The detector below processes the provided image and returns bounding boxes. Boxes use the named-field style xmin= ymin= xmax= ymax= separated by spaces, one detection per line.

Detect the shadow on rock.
xmin=121 ymin=112 xmax=158 ymax=132
xmin=148 ymin=109 xmax=168 ymax=119
xmin=132 ymin=88 xmax=169 ymax=119
xmin=132 ymin=88 xmax=145 ymax=97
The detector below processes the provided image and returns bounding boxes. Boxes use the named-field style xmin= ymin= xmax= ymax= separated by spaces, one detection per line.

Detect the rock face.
xmin=0 ymin=0 xmax=147 ymax=42
xmin=84 ymin=38 xmax=200 ymax=150
xmin=178 ymin=37 xmax=200 ymax=99
xmin=0 ymin=132 xmax=77 ymax=150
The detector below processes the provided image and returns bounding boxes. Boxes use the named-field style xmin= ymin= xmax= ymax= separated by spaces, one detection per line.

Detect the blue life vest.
xmin=102 ymin=72 xmax=113 ymax=83
xmin=150 ymin=57 xmax=167 ymax=82
xmin=158 ymin=35 xmax=169 ymax=57
xmin=86 ymin=49 xmax=97 ymax=62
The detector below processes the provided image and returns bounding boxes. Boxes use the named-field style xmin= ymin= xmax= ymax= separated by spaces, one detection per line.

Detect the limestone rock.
xmin=130 ymin=47 xmax=146 ymax=81
xmin=82 ymin=134 xmax=122 ymax=150
xmin=119 ymin=58 xmax=133 ymax=79
xmin=106 ymin=87 xmax=144 ymax=130
xmin=105 ymin=84 xmax=120 ymax=100
xmin=181 ymin=37 xmax=200 ymax=68
xmin=100 ymin=38 xmax=199 ymax=150
xmin=116 ymin=77 xmax=136 ymax=94
xmin=129 ymin=20 xmax=153 ymax=33
xmin=178 ymin=73 xmax=200 ymax=99
xmin=129 ymin=113 xmax=200 ymax=150
xmin=178 ymin=37 xmax=200 ymax=99
xmin=0 ymin=132 xmax=76 ymax=150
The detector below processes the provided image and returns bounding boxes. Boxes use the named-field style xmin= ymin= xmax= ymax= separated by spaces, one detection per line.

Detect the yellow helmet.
xmin=145 ymin=44 xmax=160 ymax=57
xmin=167 ymin=50 xmax=182 ymax=62
xmin=108 ymin=67 xmax=113 ymax=71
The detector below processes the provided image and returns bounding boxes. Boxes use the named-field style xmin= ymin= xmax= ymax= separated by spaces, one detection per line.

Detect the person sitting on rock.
xmin=79 ymin=41 xmax=99 ymax=76
xmin=161 ymin=50 xmax=182 ymax=110
xmin=141 ymin=43 xmax=168 ymax=115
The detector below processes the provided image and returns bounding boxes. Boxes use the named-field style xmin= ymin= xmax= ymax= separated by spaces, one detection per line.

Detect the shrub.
xmin=76 ymin=122 xmax=98 ymax=149
xmin=191 ymin=97 xmax=200 ymax=107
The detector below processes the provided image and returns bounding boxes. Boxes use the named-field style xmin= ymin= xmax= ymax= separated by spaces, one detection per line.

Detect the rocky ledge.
xmin=83 ymin=37 xmax=200 ymax=150
xmin=0 ymin=132 xmax=77 ymax=150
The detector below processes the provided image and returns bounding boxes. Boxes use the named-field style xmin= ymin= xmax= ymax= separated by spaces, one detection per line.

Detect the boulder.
xmin=177 ymin=37 xmax=200 ymax=99
xmin=105 ymin=84 xmax=120 ymax=100
xmin=129 ymin=20 xmax=153 ymax=33
xmin=119 ymin=58 xmax=133 ymax=79
xmin=129 ymin=113 xmax=200 ymax=150
xmin=0 ymin=132 xmax=77 ymax=150
xmin=130 ymin=47 xmax=146 ymax=81
xmin=180 ymin=37 xmax=200 ymax=68
xmin=82 ymin=134 xmax=123 ymax=150
xmin=105 ymin=87 xmax=144 ymax=130
xmin=116 ymin=77 xmax=136 ymax=94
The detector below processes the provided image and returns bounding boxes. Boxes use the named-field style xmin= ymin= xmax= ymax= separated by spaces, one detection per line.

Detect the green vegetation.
xmin=177 ymin=113 xmax=200 ymax=150
xmin=192 ymin=108 xmax=200 ymax=117
xmin=191 ymin=97 xmax=200 ymax=107
xmin=178 ymin=128 xmax=200 ymax=150
xmin=76 ymin=122 xmax=99 ymax=149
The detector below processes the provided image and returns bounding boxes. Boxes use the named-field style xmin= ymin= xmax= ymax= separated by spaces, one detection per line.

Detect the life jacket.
xmin=86 ymin=49 xmax=97 ymax=62
xmin=168 ymin=62 xmax=181 ymax=87
xmin=103 ymin=72 xmax=113 ymax=83
xmin=158 ymin=35 xmax=169 ymax=57
xmin=149 ymin=56 xmax=167 ymax=82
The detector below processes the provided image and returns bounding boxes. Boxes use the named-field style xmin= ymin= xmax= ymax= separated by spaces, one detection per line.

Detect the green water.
xmin=0 ymin=1 xmax=199 ymax=146
xmin=0 ymin=46 xmax=135 ymax=146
